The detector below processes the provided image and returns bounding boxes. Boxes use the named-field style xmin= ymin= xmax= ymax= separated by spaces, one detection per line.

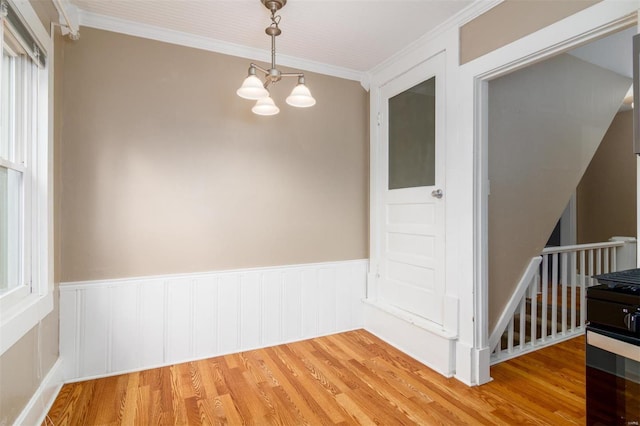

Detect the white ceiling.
xmin=70 ymin=0 xmax=476 ymax=77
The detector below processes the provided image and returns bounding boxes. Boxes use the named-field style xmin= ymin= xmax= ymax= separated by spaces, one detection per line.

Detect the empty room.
xmin=1 ymin=0 xmax=639 ymax=424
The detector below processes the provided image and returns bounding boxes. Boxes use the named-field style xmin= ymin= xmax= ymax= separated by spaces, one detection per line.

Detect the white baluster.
xmin=551 ymin=253 xmax=558 ymax=339
xmin=508 ymin=318 xmax=514 ymax=353
xmin=541 ymin=254 xmax=548 ymax=342
xmin=530 ymin=277 xmax=537 ymax=346
xmin=492 ymin=241 xmax=626 ymax=365
xmin=588 ymin=250 xmax=594 ymax=288
xmin=570 ymin=251 xmax=576 ymax=331
xmin=580 ymin=249 xmax=586 ymax=329
xmin=519 ymin=295 xmax=526 ymax=348
xmin=561 ymin=252 xmax=568 ymax=335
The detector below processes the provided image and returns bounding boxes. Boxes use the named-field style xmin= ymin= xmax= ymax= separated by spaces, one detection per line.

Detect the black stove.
xmin=589 ymin=269 xmax=640 ymax=336
xmin=586 ymin=268 xmax=640 ymax=426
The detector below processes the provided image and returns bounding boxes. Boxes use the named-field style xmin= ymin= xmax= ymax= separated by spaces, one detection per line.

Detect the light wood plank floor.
xmin=45 ymin=330 xmax=585 ymax=425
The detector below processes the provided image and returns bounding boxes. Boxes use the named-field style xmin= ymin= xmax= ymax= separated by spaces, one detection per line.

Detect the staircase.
xmin=490 ymin=241 xmax=631 ymax=364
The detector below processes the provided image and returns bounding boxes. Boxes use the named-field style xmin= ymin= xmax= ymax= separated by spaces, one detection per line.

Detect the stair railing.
xmin=490 ymin=240 xmax=625 ymax=364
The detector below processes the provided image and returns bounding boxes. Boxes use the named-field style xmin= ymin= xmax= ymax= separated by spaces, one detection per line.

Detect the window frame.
xmin=0 ymin=0 xmax=52 ymax=356
xmin=2 ymin=31 xmax=28 ymax=300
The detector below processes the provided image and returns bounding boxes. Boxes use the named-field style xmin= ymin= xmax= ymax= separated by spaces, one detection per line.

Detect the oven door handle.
xmin=587 ymin=330 xmax=640 ymax=362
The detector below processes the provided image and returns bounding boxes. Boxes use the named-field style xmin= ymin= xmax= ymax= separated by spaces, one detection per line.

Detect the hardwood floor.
xmin=45 ymin=330 xmax=586 ymax=425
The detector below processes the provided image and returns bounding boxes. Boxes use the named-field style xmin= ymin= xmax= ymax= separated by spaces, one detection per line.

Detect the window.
xmin=0 ymin=0 xmax=51 ymax=356
xmin=2 ymin=19 xmax=31 ymax=299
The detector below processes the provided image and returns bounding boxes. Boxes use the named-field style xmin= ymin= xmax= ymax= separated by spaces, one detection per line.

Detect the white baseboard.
xmin=59 ymin=259 xmax=368 ymax=381
xmin=362 ymin=299 xmax=457 ymax=377
xmin=454 ymin=341 xmax=474 ymax=385
xmin=454 ymin=341 xmax=492 ymax=386
xmin=14 ymin=358 xmax=64 ymax=426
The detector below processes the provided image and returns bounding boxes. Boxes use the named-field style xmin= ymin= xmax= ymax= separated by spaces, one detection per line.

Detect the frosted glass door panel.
xmin=388 ymin=77 xmax=436 ymax=190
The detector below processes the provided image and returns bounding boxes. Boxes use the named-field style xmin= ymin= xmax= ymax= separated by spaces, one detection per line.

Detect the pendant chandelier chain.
xmin=269 ymin=12 xmax=280 ymax=70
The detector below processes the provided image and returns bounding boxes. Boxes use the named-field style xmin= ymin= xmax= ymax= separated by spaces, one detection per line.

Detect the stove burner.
xmin=594 ymin=269 xmax=640 ymax=291
xmin=604 ymin=284 xmax=640 ymax=293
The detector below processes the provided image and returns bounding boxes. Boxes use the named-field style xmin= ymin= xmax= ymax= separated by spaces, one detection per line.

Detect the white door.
xmin=377 ymin=53 xmax=446 ymax=325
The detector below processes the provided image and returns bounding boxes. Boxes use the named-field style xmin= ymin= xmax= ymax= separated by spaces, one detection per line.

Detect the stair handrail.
xmin=541 ymin=241 xmax=623 ymax=255
xmin=490 ymin=239 xmax=628 ymax=363
xmin=488 ymin=256 xmax=542 ymax=353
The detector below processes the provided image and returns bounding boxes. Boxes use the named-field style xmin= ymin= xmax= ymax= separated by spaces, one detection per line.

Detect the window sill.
xmin=0 ymin=291 xmax=53 ymax=356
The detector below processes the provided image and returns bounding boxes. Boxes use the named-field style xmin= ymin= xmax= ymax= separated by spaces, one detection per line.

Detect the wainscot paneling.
xmin=60 ymin=260 xmax=368 ymax=381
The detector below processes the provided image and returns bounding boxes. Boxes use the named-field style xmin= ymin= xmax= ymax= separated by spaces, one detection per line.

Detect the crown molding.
xmin=75 ymin=1 xmax=501 ymax=91
xmin=355 ymin=0 xmax=502 ymax=91
xmin=51 ymin=0 xmax=79 ymax=38
xmin=77 ymin=9 xmax=364 ymax=83
xmin=360 ymin=73 xmax=371 ymax=92
xmin=368 ymin=0 xmax=503 ymax=77
xmin=456 ymin=0 xmax=504 ymax=27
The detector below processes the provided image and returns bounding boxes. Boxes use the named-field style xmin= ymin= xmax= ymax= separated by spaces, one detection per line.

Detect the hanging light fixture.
xmin=237 ymin=0 xmax=316 ymax=115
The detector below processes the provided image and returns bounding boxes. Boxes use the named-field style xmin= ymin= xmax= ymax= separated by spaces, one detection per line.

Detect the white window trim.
xmin=0 ymin=0 xmax=53 ymax=356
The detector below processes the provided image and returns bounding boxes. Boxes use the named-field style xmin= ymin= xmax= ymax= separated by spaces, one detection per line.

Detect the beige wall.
xmin=488 ymin=54 xmax=630 ymax=330
xmin=460 ymin=0 xmax=600 ymax=64
xmin=30 ymin=0 xmax=59 ymax=31
xmin=60 ymin=28 xmax=369 ymax=282
xmin=1 ymin=327 xmax=40 ymax=423
xmin=577 ymin=111 xmax=636 ymax=243
xmin=0 ymin=312 xmax=59 ymax=424
xmin=0 ymin=6 xmax=61 ymax=424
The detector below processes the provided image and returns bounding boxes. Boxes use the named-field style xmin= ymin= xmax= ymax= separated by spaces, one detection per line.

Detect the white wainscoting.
xmin=60 ymin=259 xmax=368 ymax=381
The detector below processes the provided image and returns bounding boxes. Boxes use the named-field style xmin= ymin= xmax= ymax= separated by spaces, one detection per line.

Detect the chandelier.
xmin=236 ymin=0 xmax=316 ymax=116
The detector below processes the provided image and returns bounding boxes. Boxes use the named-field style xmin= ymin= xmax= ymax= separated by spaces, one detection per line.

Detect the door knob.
xmin=431 ymin=189 xmax=443 ymax=199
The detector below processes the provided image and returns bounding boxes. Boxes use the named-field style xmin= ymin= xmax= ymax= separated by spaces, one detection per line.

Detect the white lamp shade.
xmin=286 ymin=83 xmax=316 ymax=107
xmin=252 ymin=97 xmax=280 ymax=116
xmin=237 ymin=75 xmax=269 ymax=100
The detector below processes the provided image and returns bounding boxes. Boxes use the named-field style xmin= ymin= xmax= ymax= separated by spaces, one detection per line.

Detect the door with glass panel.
xmin=378 ymin=52 xmax=445 ymax=325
